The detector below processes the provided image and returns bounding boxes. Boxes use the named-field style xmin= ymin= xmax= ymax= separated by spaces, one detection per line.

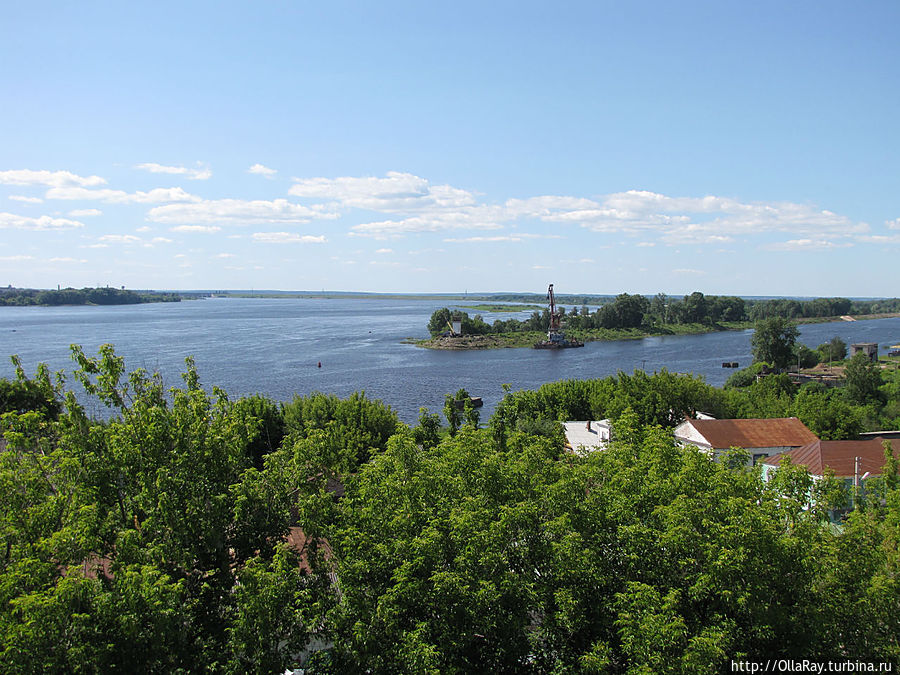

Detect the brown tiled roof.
xmin=688 ymin=418 xmax=817 ymax=450
xmin=764 ymin=438 xmax=900 ymax=477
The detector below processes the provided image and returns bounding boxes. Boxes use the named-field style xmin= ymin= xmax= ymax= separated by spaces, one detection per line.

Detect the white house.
xmin=563 ymin=420 xmax=612 ymax=455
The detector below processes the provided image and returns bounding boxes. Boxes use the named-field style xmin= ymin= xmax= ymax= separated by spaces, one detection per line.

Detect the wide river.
xmin=2 ymin=298 xmax=899 ymax=423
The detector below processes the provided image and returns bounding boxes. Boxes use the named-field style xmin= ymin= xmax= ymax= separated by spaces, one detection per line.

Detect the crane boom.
xmin=547 ymin=284 xmax=560 ymax=332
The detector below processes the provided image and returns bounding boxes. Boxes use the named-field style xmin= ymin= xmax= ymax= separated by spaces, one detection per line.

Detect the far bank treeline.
xmin=428 ymin=292 xmax=900 ymax=337
xmin=2 ymin=344 xmax=900 ymax=672
xmin=0 ymin=286 xmax=182 ymax=306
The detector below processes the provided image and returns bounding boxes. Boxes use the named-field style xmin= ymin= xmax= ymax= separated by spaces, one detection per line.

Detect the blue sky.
xmin=1 ymin=1 xmax=898 ymax=296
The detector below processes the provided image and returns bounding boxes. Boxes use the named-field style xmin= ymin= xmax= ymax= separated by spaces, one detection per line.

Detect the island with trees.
xmin=419 ymin=292 xmax=900 ymax=349
xmin=1 ymin=337 xmax=899 ymax=671
xmin=0 ymin=286 xmax=183 ymax=306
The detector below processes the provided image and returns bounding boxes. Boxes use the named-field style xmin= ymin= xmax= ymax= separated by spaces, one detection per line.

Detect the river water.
xmin=2 ymin=298 xmax=899 ymax=423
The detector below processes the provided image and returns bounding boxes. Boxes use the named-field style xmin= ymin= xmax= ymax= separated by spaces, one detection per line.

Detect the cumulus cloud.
xmin=148 ymin=199 xmax=332 ymax=225
xmin=0 ymin=254 xmax=35 ymax=261
xmin=289 ymin=171 xmax=476 ymax=212
xmin=0 ymin=212 xmax=85 ymax=230
xmin=375 ymin=248 xmax=393 ymax=254
xmin=251 ymin=232 xmax=327 ymax=244
xmin=887 ymin=218 xmax=900 ymax=230
xmin=68 ymin=208 xmax=102 ymax=217
xmin=855 ymin=234 xmax=900 ymax=244
xmin=0 ymin=169 xmax=106 ymax=188
xmin=46 ymin=186 xmax=200 ymax=204
xmin=444 ymin=235 xmax=525 ymax=243
xmin=98 ymin=234 xmax=142 ymax=244
xmin=540 ymin=189 xmax=864 ymax=245
xmin=49 ymin=257 xmax=88 ymax=263
xmin=170 ymin=225 xmax=222 ymax=233
xmin=134 ymin=163 xmax=212 ymax=180
xmin=248 ymin=163 xmax=277 ymax=177
xmin=9 ymin=195 xmax=43 ymax=203
xmin=763 ymin=239 xmax=850 ymax=251
xmin=350 ymin=210 xmax=505 ymax=238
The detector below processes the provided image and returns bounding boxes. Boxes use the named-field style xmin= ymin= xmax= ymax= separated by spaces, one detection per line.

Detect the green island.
xmin=417 ymin=291 xmax=900 ymax=349
xmin=2 ymin=333 xmax=900 ymax=671
xmin=0 ymin=286 xmax=183 ymax=306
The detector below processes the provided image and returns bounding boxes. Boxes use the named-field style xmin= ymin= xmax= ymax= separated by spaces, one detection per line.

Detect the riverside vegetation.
xmin=1 ymin=332 xmax=900 ymax=673
xmin=0 ymin=286 xmax=182 ymax=306
xmin=418 ymin=292 xmax=900 ymax=349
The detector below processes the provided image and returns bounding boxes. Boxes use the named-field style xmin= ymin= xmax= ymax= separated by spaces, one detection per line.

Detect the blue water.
xmin=1 ymin=298 xmax=899 ymax=423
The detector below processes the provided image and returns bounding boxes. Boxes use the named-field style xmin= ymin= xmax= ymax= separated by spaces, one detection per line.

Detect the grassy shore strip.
xmin=457 ymin=303 xmax=545 ymax=312
xmin=413 ymin=313 xmax=900 ymax=350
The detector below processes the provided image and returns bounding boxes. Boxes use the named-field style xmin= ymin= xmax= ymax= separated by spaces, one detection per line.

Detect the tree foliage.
xmin=750 ymin=317 xmax=799 ymax=370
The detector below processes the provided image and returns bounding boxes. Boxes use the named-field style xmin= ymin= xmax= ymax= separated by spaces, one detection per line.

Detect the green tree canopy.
xmin=750 ymin=316 xmax=800 ymax=370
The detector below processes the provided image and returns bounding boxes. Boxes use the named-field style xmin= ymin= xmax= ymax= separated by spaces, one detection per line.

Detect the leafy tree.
xmin=0 ymin=346 xmax=335 ymax=673
xmin=843 ymin=352 xmax=885 ymax=406
xmin=750 ymin=316 xmax=799 ymax=370
xmin=795 ymin=343 xmax=819 ymax=369
xmin=427 ymin=308 xmax=453 ymax=336
xmin=680 ymin=291 xmax=709 ymax=324
xmin=792 ymin=386 xmax=864 ymax=440
xmin=817 ymin=336 xmax=848 ymax=364
xmin=412 ymin=406 xmax=442 ymax=449
xmin=282 ymin=391 xmax=400 ymax=471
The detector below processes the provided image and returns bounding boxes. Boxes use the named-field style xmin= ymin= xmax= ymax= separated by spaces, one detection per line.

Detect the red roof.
xmin=764 ymin=438 xmax=900 ymax=477
xmin=686 ymin=418 xmax=818 ymax=450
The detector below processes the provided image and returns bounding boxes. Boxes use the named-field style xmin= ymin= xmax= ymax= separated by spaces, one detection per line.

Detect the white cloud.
xmin=763 ymin=239 xmax=850 ymax=251
xmin=170 ymin=224 xmax=222 ymax=233
xmin=375 ymin=248 xmax=393 ymax=254
xmin=98 ymin=234 xmax=142 ymax=244
xmin=540 ymin=190 xmax=864 ymax=245
xmin=504 ymin=195 xmax=599 ymax=218
xmin=350 ymin=211 xmax=504 ymax=238
xmin=151 ymin=237 xmax=173 ymax=244
xmin=0 ymin=169 xmax=106 ymax=188
xmin=214 ymin=253 xmax=236 ymax=258
xmin=636 ymin=241 xmax=656 ymax=247
xmin=251 ymin=232 xmax=327 ymax=244
xmin=9 ymin=195 xmax=43 ymax=203
xmin=135 ymin=226 xmax=152 ymax=232
xmin=444 ymin=236 xmax=524 ymax=243
xmin=248 ymin=163 xmax=277 ymax=177
xmin=289 ymin=171 xmax=476 ymax=212
xmin=672 ymin=268 xmax=707 ymax=275
xmin=135 ymin=162 xmax=212 ymax=180
xmin=49 ymin=257 xmax=88 ymax=263
xmin=855 ymin=234 xmax=900 ymax=244
xmin=887 ymin=218 xmax=900 ymax=230
xmin=0 ymin=212 xmax=84 ymax=230
xmin=0 ymin=254 xmax=35 ymax=261
xmin=148 ymin=199 xmax=332 ymax=225
xmin=68 ymin=208 xmax=102 ymax=217
xmin=46 ymin=186 xmax=200 ymax=204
